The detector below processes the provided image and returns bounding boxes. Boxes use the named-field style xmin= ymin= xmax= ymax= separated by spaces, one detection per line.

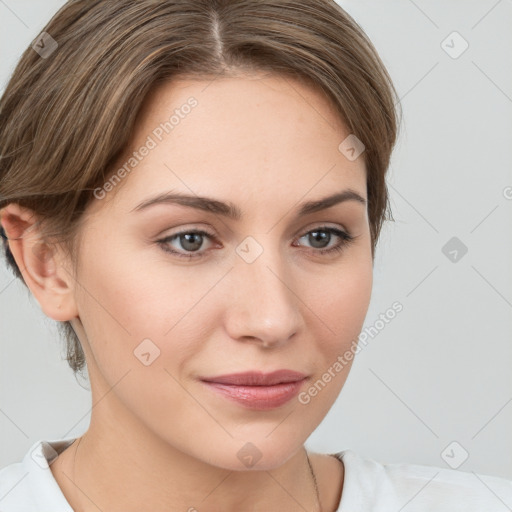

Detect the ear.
xmin=0 ymin=203 xmax=79 ymax=322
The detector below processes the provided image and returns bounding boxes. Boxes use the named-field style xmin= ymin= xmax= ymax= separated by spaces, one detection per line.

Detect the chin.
xmin=190 ymin=432 xmax=306 ymax=472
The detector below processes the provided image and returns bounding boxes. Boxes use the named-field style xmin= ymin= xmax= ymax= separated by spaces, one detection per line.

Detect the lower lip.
xmin=201 ymin=379 xmax=306 ymax=410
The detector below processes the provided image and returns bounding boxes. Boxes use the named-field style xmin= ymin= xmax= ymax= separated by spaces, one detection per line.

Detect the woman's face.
xmin=70 ymin=72 xmax=373 ymax=470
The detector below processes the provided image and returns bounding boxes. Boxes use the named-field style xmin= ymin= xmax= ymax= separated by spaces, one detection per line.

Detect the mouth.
xmin=199 ymin=370 xmax=308 ymax=410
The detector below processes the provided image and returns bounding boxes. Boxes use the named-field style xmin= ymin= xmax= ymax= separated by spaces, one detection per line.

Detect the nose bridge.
xmin=227 ymin=234 xmax=301 ymax=345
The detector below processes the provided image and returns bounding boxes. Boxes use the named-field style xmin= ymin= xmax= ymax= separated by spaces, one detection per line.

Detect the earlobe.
xmin=0 ymin=203 xmax=79 ymax=322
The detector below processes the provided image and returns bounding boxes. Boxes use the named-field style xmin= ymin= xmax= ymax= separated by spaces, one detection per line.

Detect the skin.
xmin=1 ymin=72 xmax=373 ymax=511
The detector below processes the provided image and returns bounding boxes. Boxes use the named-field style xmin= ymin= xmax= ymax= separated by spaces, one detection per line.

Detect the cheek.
xmin=74 ymin=255 xmax=206 ymax=428
xmin=297 ymin=258 xmax=372 ymax=414
xmin=74 ymin=242 xmax=224 ymax=375
xmin=307 ymin=253 xmax=373 ymax=347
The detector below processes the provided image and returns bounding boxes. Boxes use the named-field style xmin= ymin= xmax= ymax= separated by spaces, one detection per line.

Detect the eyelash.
xmin=156 ymin=226 xmax=356 ymax=260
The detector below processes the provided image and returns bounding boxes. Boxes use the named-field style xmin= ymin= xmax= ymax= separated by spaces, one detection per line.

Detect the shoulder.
xmin=333 ymin=449 xmax=512 ymax=511
xmin=0 ymin=438 xmax=76 ymax=511
xmin=0 ymin=458 xmax=35 ymax=511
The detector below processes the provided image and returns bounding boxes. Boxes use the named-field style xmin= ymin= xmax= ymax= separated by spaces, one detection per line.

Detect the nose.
xmin=223 ymin=244 xmax=303 ymax=349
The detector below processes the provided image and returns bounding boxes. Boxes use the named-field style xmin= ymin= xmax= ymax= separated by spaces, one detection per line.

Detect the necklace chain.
xmin=70 ymin=438 xmax=322 ymax=512
xmin=71 ymin=436 xmax=83 ymax=512
xmin=306 ymin=449 xmax=323 ymax=512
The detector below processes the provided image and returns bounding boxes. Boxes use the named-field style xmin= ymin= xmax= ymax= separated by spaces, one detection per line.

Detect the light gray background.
xmin=1 ymin=0 xmax=511 ymax=483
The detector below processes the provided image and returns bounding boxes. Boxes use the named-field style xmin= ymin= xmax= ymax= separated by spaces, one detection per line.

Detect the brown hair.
xmin=0 ymin=0 xmax=401 ymax=376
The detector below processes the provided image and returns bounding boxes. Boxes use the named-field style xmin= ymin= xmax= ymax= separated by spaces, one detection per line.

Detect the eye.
xmin=294 ymin=226 xmax=356 ymax=256
xmin=156 ymin=226 xmax=356 ymax=260
xmin=157 ymin=229 xmax=215 ymax=260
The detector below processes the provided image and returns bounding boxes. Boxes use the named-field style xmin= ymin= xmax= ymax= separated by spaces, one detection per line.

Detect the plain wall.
xmin=1 ymin=0 xmax=511 ymax=480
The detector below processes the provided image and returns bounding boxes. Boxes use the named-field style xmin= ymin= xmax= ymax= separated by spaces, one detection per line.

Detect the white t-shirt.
xmin=1 ymin=437 xmax=511 ymax=511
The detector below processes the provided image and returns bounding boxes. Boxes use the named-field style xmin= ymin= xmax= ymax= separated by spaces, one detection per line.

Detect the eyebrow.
xmin=130 ymin=189 xmax=366 ymax=219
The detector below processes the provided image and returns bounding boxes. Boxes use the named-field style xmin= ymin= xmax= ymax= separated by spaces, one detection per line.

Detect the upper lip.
xmin=200 ymin=370 xmax=307 ymax=386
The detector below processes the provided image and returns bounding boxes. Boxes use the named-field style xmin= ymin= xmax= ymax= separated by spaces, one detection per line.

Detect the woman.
xmin=0 ymin=1 xmax=510 ymax=510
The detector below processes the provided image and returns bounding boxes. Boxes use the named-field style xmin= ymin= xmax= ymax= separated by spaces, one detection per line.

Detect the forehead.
xmin=95 ymin=73 xmax=366 ymax=215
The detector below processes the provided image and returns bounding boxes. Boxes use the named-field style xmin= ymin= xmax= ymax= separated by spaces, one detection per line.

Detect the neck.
xmin=53 ymin=417 xmax=323 ymax=512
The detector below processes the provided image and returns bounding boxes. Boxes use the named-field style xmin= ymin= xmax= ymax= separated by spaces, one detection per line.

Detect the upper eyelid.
xmin=161 ymin=222 xmax=349 ymax=239
xmin=160 ymin=224 xmax=350 ymax=247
